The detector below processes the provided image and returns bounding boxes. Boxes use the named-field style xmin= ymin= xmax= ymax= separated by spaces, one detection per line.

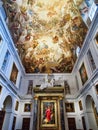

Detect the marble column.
xmin=33 ymin=96 xmax=38 ymax=130
xmin=59 ymin=97 xmax=65 ymax=130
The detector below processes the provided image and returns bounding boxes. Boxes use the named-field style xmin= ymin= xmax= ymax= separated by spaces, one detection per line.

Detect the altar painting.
xmin=41 ymin=100 xmax=57 ymax=127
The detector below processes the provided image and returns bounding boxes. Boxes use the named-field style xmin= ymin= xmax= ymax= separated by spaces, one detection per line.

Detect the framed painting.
xmin=41 ymin=100 xmax=57 ymax=127
xmin=79 ymin=63 xmax=88 ymax=85
xmin=24 ymin=103 xmax=31 ymax=112
xmin=65 ymin=102 xmax=75 ymax=112
xmin=10 ymin=63 xmax=18 ymax=84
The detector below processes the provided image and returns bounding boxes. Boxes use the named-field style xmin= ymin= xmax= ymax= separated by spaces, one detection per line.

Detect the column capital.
xmin=33 ymin=95 xmax=38 ymax=100
xmin=59 ymin=95 xmax=63 ymax=100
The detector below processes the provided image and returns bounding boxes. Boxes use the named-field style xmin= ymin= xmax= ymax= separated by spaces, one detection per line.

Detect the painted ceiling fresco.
xmin=3 ymin=0 xmax=87 ymax=73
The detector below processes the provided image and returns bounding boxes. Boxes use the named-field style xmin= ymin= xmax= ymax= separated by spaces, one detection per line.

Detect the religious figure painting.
xmin=65 ymin=102 xmax=75 ymax=112
xmin=3 ymin=0 xmax=88 ymax=73
xmin=10 ymin=63 xmax=18 ymax=84
xmin=24 ymin=103 xmax=31 ymax=112
xmin=79 ymin=63 xmax=88 ymax=85
xmin=41 ymin=100 xmax=57 ymax=127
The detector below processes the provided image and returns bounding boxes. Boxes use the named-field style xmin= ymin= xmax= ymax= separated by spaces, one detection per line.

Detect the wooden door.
xmin=22 ymin=118 xmax=30 ymax=130
xmin=68 ymin=118 xmax=76 ymax=130
xmin=0 ymin=111 xmax=5 ymax=130
xmin=12 ymin=116 xmax=16 ymax=130
xmin=82 ymin=116 xmax=87 ymax=130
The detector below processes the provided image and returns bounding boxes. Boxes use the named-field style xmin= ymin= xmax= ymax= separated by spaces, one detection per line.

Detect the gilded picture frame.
xmin=41 ymin=100 xmax=57 ymax=127
xmin=79 ymin=63 xmax=88 ymax=85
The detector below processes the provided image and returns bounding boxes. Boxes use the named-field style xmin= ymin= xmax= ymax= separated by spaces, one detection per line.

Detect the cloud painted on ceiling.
xmin=3 ymin=0 xmax=87 ymax=73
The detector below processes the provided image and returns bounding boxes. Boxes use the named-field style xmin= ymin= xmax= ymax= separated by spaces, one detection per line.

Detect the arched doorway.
xmin=2 ymin=95 xmax=12 ymax=130
xmin=86 ymin=95 xmax=98 ymax=130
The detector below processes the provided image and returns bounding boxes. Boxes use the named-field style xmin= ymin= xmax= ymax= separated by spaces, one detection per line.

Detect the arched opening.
xmin=2 ymin=95 xmax=12 ymax=130
xmin=86 ymin=95 xmax=98 ymax=130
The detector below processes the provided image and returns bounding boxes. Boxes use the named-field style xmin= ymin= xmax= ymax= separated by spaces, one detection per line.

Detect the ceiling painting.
xmin=3 ymin=0 xmax=87 ymax=73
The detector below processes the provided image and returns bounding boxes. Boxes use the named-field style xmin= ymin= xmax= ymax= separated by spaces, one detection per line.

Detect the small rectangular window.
xmin=27 ymin=80 xmax=33 ymax=94
xmin=1 ymin=50 xmax=10 ymax=71
xmin=87 ymin=49 xmax=96 ymax=72
xmin=86 ymin=17 xmax=91 ymax=27
xmin=64 ymin=81 xmax=70 ymax=94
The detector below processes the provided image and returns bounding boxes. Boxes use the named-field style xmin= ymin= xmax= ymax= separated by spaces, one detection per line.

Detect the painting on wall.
xmin=79 ymin=63 xmax=88 ymax=85
xmin=3 ymin=0 xmax=88 ymax=73
xmin=24 ymin=103 xmax=31 ymax=112
xmin=10 ymin=63 xmax=18 ymax=84
xmin=65 ymin=102 xmax=75 ymax=112
xmin=41 ymin=100 xmax=57 ymax=127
